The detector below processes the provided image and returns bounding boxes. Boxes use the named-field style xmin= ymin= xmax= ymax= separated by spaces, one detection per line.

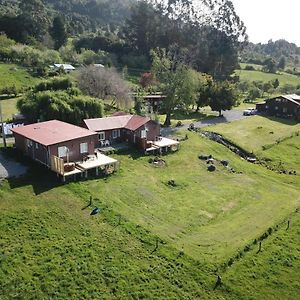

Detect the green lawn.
xmin=207 ymin=116 xmax=300 ymax=174
xmin=1 ymin=123 xmax=300 ymax=298
xmin=207 ymin=116 xmax=300 ymax=153
xmin=219 ymin=209 xmax=300 ymax=300
xmin=1 ymin=97 xmax=19 ymax=121
xmin=0 ymin=63 xmax=39 ymax=91
xmin=235 ymin=68 xmax=300 ymax=86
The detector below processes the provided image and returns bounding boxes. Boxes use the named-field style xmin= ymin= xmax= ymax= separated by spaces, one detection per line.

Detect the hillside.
xmin=1 ymin=119 xmax=300 ymax=298
xmin=240 ymin=39 xmax=300 ymax=69
xmin=0 ymin=0 xmax=135 ymax=33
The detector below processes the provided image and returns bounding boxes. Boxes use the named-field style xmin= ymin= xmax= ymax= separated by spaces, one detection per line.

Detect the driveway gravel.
xmin=0 ymin=152 xmax=27 ymax=179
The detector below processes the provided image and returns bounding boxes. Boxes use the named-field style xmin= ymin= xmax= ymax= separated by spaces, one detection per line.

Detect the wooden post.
xmin=0 ymin=100 xmax=7 ymax=148
xmin=259 ymin=241 xmax=262 ymax=252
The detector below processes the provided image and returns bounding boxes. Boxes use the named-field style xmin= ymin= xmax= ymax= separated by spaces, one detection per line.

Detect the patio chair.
xmin=104 ymin=140 xmax=110 ymax=146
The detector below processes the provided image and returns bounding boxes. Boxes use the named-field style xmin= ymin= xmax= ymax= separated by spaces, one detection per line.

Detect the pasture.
xmin=0 ymin=63 xmax=39 ymax=91
xmin=235 ymin=68 xmax=300 ymax=86
xmin=1 ymin=125 xmax=300 ymax=298
xmin=207 ymin=116 xmax=300 ymax=174
xmin=1 ymin=97 xmax=19 ymax=121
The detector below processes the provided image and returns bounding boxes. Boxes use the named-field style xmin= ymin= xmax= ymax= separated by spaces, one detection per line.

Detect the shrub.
xmin=244 ymin=65 xmax=255 ymax=71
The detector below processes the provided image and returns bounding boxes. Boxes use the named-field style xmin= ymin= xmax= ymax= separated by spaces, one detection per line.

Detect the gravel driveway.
xmin=0 ymin=152 xmax=27 ymax=179
xmin=161 ymin=110 xmax=249 ymax=136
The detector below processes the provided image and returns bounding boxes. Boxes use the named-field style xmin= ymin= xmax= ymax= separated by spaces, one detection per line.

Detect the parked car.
xmin=243 ymin=108 xmax=257 ymax=116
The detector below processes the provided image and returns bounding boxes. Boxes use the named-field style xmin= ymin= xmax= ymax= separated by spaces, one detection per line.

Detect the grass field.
xmin=1 ymin=97 xmax=19 ymax=121
xmin=1 ymin=123 xmax=300 ymax=298
xmin=235 ymin=68 xmax=300 ymax=86
xmin=207 ymin=116 xmax=300 ymax=174
xmin=0 ymin=63 xmax=39 ymax=91
xmin=220 ymin=209 xmax=300 ymax=300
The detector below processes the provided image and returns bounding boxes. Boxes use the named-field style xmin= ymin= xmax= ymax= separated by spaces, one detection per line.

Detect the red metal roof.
xmin=11 ymin=120 xmax=97 ymax=146
xmin=125 ymin=115 xmax=150 ymax=131
xmin=84 ymin=115 xmax=151 ymax=132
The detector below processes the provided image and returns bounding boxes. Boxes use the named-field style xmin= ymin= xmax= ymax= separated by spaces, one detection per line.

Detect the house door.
xmin=133 ymin=134 xmax=136 ymax=144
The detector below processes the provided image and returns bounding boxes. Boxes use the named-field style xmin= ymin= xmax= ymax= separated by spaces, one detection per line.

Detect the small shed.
xmin=52 ymin=64 xmax=75 ymax=72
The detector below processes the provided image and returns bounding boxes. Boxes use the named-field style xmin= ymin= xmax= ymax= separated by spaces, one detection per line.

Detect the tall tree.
xmin=50 ymin=15 xmax=67 ymax=50
xmin=263 ymin=57 xmax=277 ymax=73
xmin=123 ymin=0 xmax=247 ymax=79
xmin=18 ymin=0 xmax=50 ymax=42
xmin=208 ymin=81 xmax=237 ymax=116
xmin=151 ymin=47 xmax=198 ymax=126
xmin=277 ymin=56 xmax=286 ymax=70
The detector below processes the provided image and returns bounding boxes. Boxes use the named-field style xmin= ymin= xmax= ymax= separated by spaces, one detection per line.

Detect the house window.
xmin=275 ymin=106 xmax=278 ymax=110
xmin=58 ymin=146 xmax=68 ymax=158
xmin=283 ymin=107 xmax=288 ymax=113
xmin=98 ymin=132 xmax=105 ymax=141
xmin=112 ymin=129 xmax=120 ymax=139
xmin=141 ymin=129 xmax=147 ymax=138
xmin=80 ymin=142 xmax=88 ymax=154
xmin=35 ymin=142 xmax=39 ymax=149
xmin=26 ymin=139 xmax=33 ymax=147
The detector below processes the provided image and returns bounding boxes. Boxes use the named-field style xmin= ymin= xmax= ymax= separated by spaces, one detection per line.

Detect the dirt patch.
xmin=222 ymin=201 xmax=236 ymax=213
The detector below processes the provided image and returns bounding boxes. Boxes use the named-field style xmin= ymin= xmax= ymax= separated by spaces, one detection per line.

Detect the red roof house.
xmin=83 ymin=114 xmax=160 ymax=150
xmin=11 ymin=120 xmax=98 ymax=167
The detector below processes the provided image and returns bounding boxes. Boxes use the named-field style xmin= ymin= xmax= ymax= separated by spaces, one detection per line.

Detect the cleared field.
xmin=1 ymin=124 xmax=300 ymax=298
xmin=207 ymin=116 xmax=300 ymax=152
xmin=1 ymin=97 xmax=19 ymax=121
xmin=235 ymin=68 xmax=300 ymax=86
xmin=0 ymin=176 xmax=215 ymax=299
xmin=259 ymin=135 xmax=300 ymax=173
xmin=220 ymin=209 xmax=300 ymax=300
xmin=0 ymin=63 xmax=39 ymax=90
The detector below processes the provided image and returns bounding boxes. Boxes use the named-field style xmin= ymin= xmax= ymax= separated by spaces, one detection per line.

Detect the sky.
xmin=230 ymin=0 xmax=300 ymax=46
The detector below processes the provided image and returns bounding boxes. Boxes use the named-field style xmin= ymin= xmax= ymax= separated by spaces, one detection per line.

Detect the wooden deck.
xmin=51 ymin=153 xmax=119 ymax=182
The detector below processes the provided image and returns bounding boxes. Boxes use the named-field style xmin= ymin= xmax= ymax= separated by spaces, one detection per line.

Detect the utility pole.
xmin=0 ymin=100 xmax=7 ymax=148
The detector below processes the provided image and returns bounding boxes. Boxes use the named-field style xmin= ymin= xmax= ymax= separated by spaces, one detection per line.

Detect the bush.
xmin=244 ymin=65 xmax=255 ymax=71
xmin=34 ymin=77 xmax=73 ymax=92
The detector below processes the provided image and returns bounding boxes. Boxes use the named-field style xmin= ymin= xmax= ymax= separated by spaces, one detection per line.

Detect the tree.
xmin=263 ymin=57 xmax=277 ymax=73
xmin=50 ymin=15 xmax=67 ymax=50
xmin=247 ymin=87 xmax=261 ymax=102
xmin=140 ymin=72 xmax=157 ymax=89
xmin=262 ymin=81 xmax=273 ymax=96
xmin=18 ymin=0 xmax=50 ymax=43
xmin=208 ymin=81 xmax=237 ymax=116
xmin=77 ymin=66 xmax=132 ymax=108
xmin=151 ymin=47 xmax=198 ymax=126
xmin=272 ymin=78 xmax=280 ymax=89
xmin=123 ymin=0 xmax=247 ymax=80
xmin=278 ymin=56 xmax=286 ymax=70
xmin=196 ymin=75 xmax=213 ymax=112
xmin=17 ymin=91 xmax=103 ymax=125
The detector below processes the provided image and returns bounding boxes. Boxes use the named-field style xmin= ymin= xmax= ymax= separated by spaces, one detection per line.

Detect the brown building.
xmin=83 ymin=114 xmax=161 ymax=151
xmin=11 ymin=120 xmax=98 ymax=167
xmin=256 ymin=94 xmax=300 ymax=120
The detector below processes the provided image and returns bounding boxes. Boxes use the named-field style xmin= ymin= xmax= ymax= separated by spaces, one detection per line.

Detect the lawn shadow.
xmin=262 ymin=115 xmax=300 ymax=126
xmin=171 ymin=110 xmax=214 ymax=122
xmin=7 ymin=167 xmax=63 ymax=195
xmin=2 ymin=147 xmax=63 ymax=195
